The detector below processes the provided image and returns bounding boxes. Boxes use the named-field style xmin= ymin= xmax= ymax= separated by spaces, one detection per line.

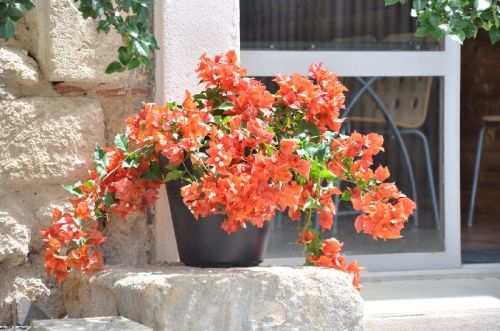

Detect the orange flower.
xmin=375 ymin=165 xmax=390 ymax=182
xmin=41 ymin=51 xmax=415 ymax=291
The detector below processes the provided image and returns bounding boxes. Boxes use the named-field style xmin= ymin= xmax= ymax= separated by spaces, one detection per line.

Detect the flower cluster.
xmin=42 ymin=50 xmax=415 ymax=289
xmin=41 ymin=146 xmax=162 ymax=284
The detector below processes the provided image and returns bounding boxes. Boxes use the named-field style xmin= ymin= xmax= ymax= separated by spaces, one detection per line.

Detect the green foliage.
xmin=93 ymin=145 xmax=109 ymax=179
xmin=0 ymin=0 xmax=157 ymax=73
xmin=0 ymin=0 xmax=34 ymax=40
xmin=114 ymin=134 xmax=129 ymax=152
xmin=77 ymin=0 xmax=158 ymax=73
xmin=385 ymin=0 xmax=500 ymax=44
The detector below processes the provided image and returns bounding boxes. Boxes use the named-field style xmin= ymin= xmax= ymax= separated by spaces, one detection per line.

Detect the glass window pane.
xmin=257 ymin=76 xmax=444 ymax=258
xmin=241 ymin=0 xmax=442 ymax=51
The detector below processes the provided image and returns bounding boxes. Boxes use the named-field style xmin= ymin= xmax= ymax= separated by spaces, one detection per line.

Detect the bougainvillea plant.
xmin=41 ymin=51 xmax=415 ymax=291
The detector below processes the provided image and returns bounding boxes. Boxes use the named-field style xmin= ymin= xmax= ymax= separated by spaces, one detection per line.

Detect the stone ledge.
xmin=63 ymin=265 xmax=364 ymax=331
xmin=31 ymin=316 xmax=152 ymax=331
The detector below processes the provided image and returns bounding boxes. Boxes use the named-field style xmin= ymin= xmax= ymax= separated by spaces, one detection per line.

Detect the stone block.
xmin=34 ymin=0 xmax=127 ymax=83
xmin=0 ymin=269 xmax=53 ymax=324
xmin=0 ymin=46 xmax=40 ymax=99
xmin=64 ymin=265 xmax=364 ymax=330
xmin=12 ymin=296 xmax=48 ymax=326
xmin=31 ymin=316 xmax=152 ymax=331
xmin=0 ymin=212 xmax=29 ymax=267
xmin=0 ymin=97 xmax=104 ymax=187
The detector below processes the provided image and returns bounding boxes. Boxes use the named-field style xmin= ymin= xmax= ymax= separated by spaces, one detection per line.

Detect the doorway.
xmin=461 ymin=30 xmax=500 ymax=264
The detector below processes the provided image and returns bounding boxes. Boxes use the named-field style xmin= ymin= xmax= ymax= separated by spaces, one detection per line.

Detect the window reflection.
xmin=241 ymin=0 xmax=441 ymax=51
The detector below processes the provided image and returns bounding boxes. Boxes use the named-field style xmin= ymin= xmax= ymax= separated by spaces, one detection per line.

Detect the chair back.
xmin=348 ymin=76 xmax=432 ymax=128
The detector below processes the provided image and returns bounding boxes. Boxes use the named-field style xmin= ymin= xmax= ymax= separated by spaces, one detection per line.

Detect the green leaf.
xmin=309 ymin=161 xmax=336 ymax=182
xmin=475 ymin=0 xmax=492 ymax=11
xmin=7 ymin=6 xmax=23 ymax=21
xmin=164 ymin=169 xmax=184 ymax=182
xmin=316 ymin=142 xmax=329 ymax=161
xmin=63 ymin=184 xmax=85 ymax=198
xmin=132 ymin=39 xmax=149 ymax=57
xmin=384 ymin=0 xmax=404 ymax=6
xmin=82 ymin=181 xmax=94 ymax=189
xmin=449 ymin=30 xmax=466 ymax=44
xmin=429 ymin=15 xmax=441 ymax=28
xmin=217 ymin=101 xmax=234 ymax=111
xmin=0 ymin=19 xmax=16 ymax=40
xmin=305 ymin=229 xmax=323 ymax=256
xmin=118 ymin=46 xmax=130 ymax=65
xmin=123 ymin=153 xmax=140 ymax=168
xmin=127 ymin=58 xmax=141 ymax=70
xmin=141 ymin=161 xmax=163 ymax=180
xmin=341 ymin=190 xmax=352 ymax=201
xmin=93 ymin=145 xmax=109 ymax=180
xmin=103 ymin=189 xmax=115 ymax=208
xmin=489 ymin=25 xmax=500 ymax=44
xmin=415 ymin=25 xmax=431 ymax=37
xmin=105 ymin=61 xmax=125 ymax=74
xmin=303 ymin=196 xmax=321 ymax=210
xmin=114 ymin=134 xmax=129 ymax=152
xmin=97 ymin=20 xmax=110 ymax=33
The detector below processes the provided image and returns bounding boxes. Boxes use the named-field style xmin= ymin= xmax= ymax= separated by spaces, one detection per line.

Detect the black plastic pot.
xmin=166 ymin=179 xmax=271 ymax=267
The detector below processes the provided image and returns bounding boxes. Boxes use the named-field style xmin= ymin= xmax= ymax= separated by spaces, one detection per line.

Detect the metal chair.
xmin=467 ymin=116 xmax=500 ymax=227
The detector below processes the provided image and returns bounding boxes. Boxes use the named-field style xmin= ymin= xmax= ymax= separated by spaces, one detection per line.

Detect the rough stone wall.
xmin=0 ymin=0 xmax=154 ymax=324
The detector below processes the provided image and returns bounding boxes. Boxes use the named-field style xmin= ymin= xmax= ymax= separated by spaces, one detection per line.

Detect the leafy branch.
xmin=0 ymin=0 xmax=34 ymax=40
xmin=0 ymin=0 xmax=158 ymax=74
xmin=78 ymin=0 xmax=158 ymax=73
xmin=386 ymin=0 xmax=500 ymax=44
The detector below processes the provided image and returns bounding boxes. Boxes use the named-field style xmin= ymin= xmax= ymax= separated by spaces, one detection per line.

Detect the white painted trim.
xmin=153 ymin=0 xmax=241 ymax=262
xmin=153 ymin=0 xmax=179 ymax=262
xmin=242 ymin=50 xmax=452 ymax=77
xmin=253 ymin=37 xmax=462 ymax=271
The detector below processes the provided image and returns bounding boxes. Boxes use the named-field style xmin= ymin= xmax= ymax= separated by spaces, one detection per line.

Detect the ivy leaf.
xmin=384 ymin=0 xmax=404 ymax=5
xmin=475 ymin=0 xmax=492 ymax=11
xmin=105 ymin=61 xmax=125 ymax=74
xmin=114 ymin=134 xmax=129 ymax=152
xmin=0 ymin=19 xmax=16 ymax=40
xmin=118 ymin=46 xmax=131 ymax=65
xmin=97 ymin=20 xmax=110 ymax=33
xmin=127 ymin=58 xmax=141 ymax=70
xmin=449 ymin=31 xmax=466 ymax=44
xmin=132 ymin=39 xmax=149 ymax=57
xmin=489 ymin=25 xmax=500 ymax=44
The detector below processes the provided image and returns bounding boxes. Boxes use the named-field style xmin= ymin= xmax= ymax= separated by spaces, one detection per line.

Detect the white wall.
xmin=153 ymin=0 xmax=241 ymax=261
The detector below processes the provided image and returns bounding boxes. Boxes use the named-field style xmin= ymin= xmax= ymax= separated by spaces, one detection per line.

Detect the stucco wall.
xmin=0 ymin=0 xmax=153 ymax=323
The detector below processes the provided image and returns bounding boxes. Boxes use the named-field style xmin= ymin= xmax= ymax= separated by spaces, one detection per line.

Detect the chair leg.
xmin=400 ymin=129 xmax=441 ymax=231
xmin=467 ymin=125 xmax=487 ymax=228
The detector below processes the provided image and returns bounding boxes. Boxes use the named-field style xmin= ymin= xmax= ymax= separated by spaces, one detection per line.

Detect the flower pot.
xmin=165 ymin=180 xmax=271 ymax=267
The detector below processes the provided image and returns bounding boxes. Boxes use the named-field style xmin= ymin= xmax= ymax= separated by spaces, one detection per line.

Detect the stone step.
xmin=31 ymin=316 xmax=152 ymax=331
xmin=63 ymin=265 xmax=364 ymax=331
xmin=362 ymin=266 xmax=500 ymax=331
xmin=365 ymin=306 xmax=500 ymax=331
